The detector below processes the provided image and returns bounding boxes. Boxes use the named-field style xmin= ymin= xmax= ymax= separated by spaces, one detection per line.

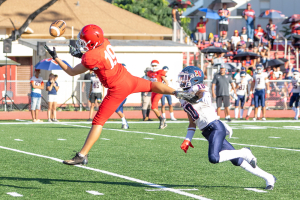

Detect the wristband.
xmin=185 ymin=127 xmax=196 ymax=142
xmin=267 ymin=90 xmax=270 ymax=94
xmin=250 ymin=91 xmax=253 ymax=94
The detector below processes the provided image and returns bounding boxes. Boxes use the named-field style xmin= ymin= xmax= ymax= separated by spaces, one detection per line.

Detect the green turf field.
xmin=0 ymin=120 xmax=300 ymax=199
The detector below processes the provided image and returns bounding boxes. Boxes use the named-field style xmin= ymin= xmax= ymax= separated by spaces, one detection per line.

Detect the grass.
xmin=0 ymin=120 xmax=300 ymax=199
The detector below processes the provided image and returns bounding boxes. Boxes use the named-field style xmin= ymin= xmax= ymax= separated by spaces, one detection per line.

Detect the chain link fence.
xmin=0 ymin=79 xmax=295 ymax=111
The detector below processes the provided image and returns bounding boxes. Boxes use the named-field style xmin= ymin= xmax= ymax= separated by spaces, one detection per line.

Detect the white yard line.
xmin=146 ymin=188 xmax=199 ymax=191
xmin=62 ymin=124 xmax=300 ymax=153
xmin=6 ymin=192 xmax=23 ymax=197
xmin=0 ymin=145 xmax=210 ymax=200
xmin=1 ymin=120 xmax=300 ymax=125
xmin=86 ymin=191 xmax=104 ymax=195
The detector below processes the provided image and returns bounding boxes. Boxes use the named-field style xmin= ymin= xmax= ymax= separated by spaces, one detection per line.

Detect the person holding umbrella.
xmin=196 ymin=17 xmax=209 ymax=46
xmin=218 ymin=3 xmax=230 ymax=36
xmin=243 ymin=3 xmax=256 ymax=40
xmin=266 ymin=19 xmax=277 ymax=50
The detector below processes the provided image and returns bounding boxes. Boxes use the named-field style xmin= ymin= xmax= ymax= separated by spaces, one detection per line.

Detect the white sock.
xmin=162 ymin=113 xmax=166 ymax=119
xmin=170 ymin=112 xmax=175 ymax=119
xmin=240 ymin=161 xmax=274 ymax=186
xmin=247 ymin=107 xmax=253 ymax=116
xmin=78 ymin=153 xmax=85 ymax=158
xmin=258 ymin=107 xmax=262 ymax=118
xmin=292 ymin=106 xmax=296 ymax=112
xmin=226 ymin=115 xmax=231 ymax=119
xmin=296 ymin=108 xmax=299 ymax=119
xmin=240 ymin=109 xmax=244 ymax=118
xmin=219 ymin=149 xmax=245 ymax=163
xmin=121 ymin=117 xmax=127 ymax=125
xmin=235 ymin=108 xmax=239 ymax=119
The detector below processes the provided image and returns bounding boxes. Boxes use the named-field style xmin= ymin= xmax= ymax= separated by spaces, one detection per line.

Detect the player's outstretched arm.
xmin=44 ymin=45 xmax=88 ymax=76
xmin=181 ymin=115 xmax=196 ymax=153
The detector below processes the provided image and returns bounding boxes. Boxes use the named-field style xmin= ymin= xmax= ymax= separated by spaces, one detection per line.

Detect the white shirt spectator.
xmin=231 ymin=36 xmax=241 ymax=48
xmin=30 ymin=76 xmax=43 ymax=95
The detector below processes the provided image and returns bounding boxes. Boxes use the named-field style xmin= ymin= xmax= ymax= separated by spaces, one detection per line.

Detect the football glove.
xmin=180 ymin=139 xmax=194 ymax=153
xmin=44 ymin=45 xmax=58 ymax=59
xmin=69 ymin=45 xmax=83 ymax=59
xmin=173 ymin=91 xmax=199 ymax=104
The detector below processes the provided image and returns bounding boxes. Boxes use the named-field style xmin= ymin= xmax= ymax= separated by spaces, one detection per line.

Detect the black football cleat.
xmin=265 ymin=176 xmax=277 ymax=190
xmin=63 ymin=153 xmax=88 ymax=165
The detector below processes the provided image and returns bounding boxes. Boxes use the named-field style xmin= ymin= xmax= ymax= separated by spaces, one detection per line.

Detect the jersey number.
xmin=239 ymin=85 xmax=245 ymax=90
xmin=257 ymin=78 xmax=261 ymax=84
xmin=104 ymin=45 xmax=117 ymax=69
xmin=184 ymin=104 xmax=199 ymax=121
xmin=93 ymin=82 xmax=100 ymax=88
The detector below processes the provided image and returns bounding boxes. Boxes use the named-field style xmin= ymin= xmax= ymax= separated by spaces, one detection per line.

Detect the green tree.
xmin=105 ymin=0 xmax=173 ymax=29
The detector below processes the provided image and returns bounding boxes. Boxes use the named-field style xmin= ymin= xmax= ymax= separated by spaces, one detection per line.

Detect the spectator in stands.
xmin=243 ymin=3 xmax=255 ymax=40
xmin=266 ymin=66 xmax=273 ymax=78
xmin=240 ymin=27 xmax=248 ymax=42
xmin=46 ymin=73 xmax=59 ymax=122
xmin=212 ymin=64 xmax=236 ymax=122
xmin=285 ymin=63 xmax=294 ymax=80
xmin=208 ymin=33 xmax=214 ymax=45
xmin=141 ymin=67 xmax=152 ymax=121
xmin=219 ymin=31 xmax=230 ymax=50
xmin=266 ymin=19 xmax=277 ymax=50
xmin=274 ymin=66 xmax=283 ymax=78
xmin=213 ymin=35 xmax=222 ymax=47
xmin=260 ymin=48 xmax=270 ymax=68
xmin=30 ymin=69 xmax=44 ymax=123
xmin=246 ymin=37 xmax=254 ymax=49
xmin=218 ymin=3 xmax=230 ymax=36
xmin=212 ymin=53 xmax=225 ymax=69
xmin=254 ymin=24 xmax=266 ymax=47
xmin=238 ymin=36 xmax=247 ymax=49
xmin=231 ymin=30 xmax=241 ymax=50
xmin=82 ymin=70 xmax=93 ymax=111
xmin=290 ymin=20 xmax=300 ymax=35
xmin=196 ymin=17 xmax=209 ymax=46
xmin=242 ymin=56 xmax=255 ymax=71
xmin=172 ymin=4 xmax=182 ymax=26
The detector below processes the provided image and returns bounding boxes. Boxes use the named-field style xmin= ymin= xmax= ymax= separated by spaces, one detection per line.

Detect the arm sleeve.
xmin=46 ymin=82 xmax=50 ymax=87
xmin=212 ymin=75 xmax=217 ymax=84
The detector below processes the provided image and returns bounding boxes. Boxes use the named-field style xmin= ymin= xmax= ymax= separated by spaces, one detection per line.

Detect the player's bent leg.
xmin=151 ymin=82 xmax=175 ymax=95
xmin=221 ymin=139 xmax=244 ymax=166
xmin=240 ymin=160 xmax=276 ymax=190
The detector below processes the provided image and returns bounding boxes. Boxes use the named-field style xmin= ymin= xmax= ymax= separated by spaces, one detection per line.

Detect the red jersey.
xmin=81 ymin=39 xmax=127 ymax=88
xmin=242 ymin=60 xmax=253 ymax=67
xmin=291 ymin=22 xmax=300 ymax=34
xmin=254 ymin=29 xmax=265 ymax=38
xmin=147 ymin=70 xmax=166 ymax=83
xmin=196 ymin=22 xmax=207 ymax=33
xmin=243 ymin=9 xmax=255 ymax=18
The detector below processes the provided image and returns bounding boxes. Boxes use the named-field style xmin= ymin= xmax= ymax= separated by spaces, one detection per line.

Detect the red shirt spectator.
xmin=255 ymin=27 xmax=265 ymax=39
xmin=290 ymin=22 xmax=300 ymax=34
xmin=243 ymin=8 xmax=255 ymax=18
xmin=197 ymin=21 xmax=207 ymax=33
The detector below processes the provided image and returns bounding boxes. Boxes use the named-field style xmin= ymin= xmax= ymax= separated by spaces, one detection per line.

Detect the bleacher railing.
xmin=172 ymin=21 xmax=191 ymax=45
xmin=0 ymin=79 xmax=296 ymax=112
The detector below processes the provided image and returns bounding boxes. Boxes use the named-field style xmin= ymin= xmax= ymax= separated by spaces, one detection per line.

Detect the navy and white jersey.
xmin=180 ymin=85 xmax=218 ymax=130
xmin=253 ymin=72 xmax=268 ymax=89
xmin=291 ymin=78 xmax=300 ymax=93
xmin=236 ymin=79 xmax=248 ymax=96
xmin=234 ymin=73 xmax=252 ymax=83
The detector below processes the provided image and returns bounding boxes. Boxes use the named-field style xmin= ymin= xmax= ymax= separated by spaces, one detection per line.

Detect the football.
xmin=49 ymin=20 xmax=66 ymax=37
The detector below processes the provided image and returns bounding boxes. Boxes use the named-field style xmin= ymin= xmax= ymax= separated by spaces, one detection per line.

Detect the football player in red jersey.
xmin=44 ymin=24 xmax=194 ymax=165
xmin=147 ymin=60 xmax=168 ymax=129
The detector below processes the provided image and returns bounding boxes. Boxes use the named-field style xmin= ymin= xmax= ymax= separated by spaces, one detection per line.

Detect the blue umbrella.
xmin=198 ymin=8 xmax=220 ymax=20
xmin=34 ymin=58 xmax=71 ymax=70
xmin=259 ymin=10 xmax=285 ymax=19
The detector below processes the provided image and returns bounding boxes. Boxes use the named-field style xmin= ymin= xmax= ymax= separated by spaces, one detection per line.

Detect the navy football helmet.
xmin=178 ymin=66 xmax=204 ymax=89
xmin=162 ymin=66 xmax=169 ymax=72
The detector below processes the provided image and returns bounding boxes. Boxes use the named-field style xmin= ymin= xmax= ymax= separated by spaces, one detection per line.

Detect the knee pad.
xmin=208 ymin=154 xmax=220 ymax=164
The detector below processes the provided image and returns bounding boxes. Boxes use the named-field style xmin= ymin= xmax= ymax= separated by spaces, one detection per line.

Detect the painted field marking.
xmin=15 ymin=119 xmax=27 ymax=122
xmin=7 ymin=192 xmax=23 ymax=197
xmin=144 ymin=138 xmax=154 ymax=140
xmin=146 ymin=188 xmax=199 ymax=191
xmin=244 ymin=188 xmax=267 ymax=193
xmin=0 ymin=145 xmax=210 ymax=200
xmin=57 ymin=139 xmax=66 ymax=141
xmin=269 ymin=137 xmax=281 ymax=139
xmin=101 ymin=138 xmax=110 ymax=140
xmin=230 ymin=137 xmax=239 ymax=139
xmin=86 ymin=191 xmax=104 ymax=195
xmin=1 ymin=119 xmax=300 ymax=126
xmin=14 ymin=139 xmax=23 ymax=141
xmin=61 ymin=124 xmax=300 ymax=153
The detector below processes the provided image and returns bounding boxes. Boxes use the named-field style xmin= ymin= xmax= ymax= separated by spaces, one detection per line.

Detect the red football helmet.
xmin=77 ymin=24 xmax=104 ymax=51
xmin=150 ymin=60 xmax=160 ymax=72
